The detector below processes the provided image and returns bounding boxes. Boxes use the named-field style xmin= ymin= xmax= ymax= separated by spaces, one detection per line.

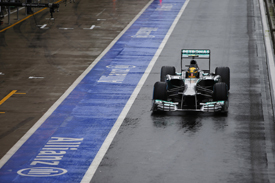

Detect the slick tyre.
xmin=160 ymin=66 xmax=176 ymax=82
xmin=213 ymin=82 xmax=228 ymax=101
xmin=215 ymin=67 xmax=230 ymax=90
xmin=153 ymin=82 xmax=167 ymax=101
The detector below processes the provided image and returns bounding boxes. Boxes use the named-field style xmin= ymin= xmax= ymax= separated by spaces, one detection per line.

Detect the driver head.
xmin=187 ymin=67 xmax=198 ymax=78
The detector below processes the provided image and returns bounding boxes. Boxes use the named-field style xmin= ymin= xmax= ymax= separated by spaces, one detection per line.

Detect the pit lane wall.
xmin=261 ymin=0 xmax=275 ymax=120
xmin=265 ymin=0 xmax=275 ymax=52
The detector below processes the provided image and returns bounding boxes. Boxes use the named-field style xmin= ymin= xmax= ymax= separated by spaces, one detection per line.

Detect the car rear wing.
xmin=181 ymin=49 xmax=211 ymax=73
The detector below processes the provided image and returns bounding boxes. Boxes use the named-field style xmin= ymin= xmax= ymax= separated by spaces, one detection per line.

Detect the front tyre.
xmin=153 ymin=82 xmax=167 ymax=100
xmin=213 ymin=82 xmax=228 ymax=101
xmin=152 ymin=82 xmax=167 ymax=113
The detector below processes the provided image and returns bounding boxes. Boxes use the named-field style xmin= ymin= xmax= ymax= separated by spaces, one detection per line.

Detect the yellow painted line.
xmin=0 ymin=90 xmax=17 ymax=105
xmin=0 ymin=0 xmax=63 ymax=33
xmin=0 ymin=91 xmax=26 ymax=113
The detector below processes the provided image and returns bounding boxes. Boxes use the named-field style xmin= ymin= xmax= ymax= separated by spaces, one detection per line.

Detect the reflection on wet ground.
xmin=151 ymin=111 xmax=227 ymax=133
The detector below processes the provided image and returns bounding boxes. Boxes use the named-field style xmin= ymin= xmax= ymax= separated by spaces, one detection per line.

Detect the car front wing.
xmin=152 ymin=100 xmax=228 ymax=112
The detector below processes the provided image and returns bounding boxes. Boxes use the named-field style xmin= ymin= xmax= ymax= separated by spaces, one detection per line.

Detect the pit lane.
xmin=0 ymin=0 xmax=275 ymax=182
xmin=91 ymin=0 xmax=275 ymax=182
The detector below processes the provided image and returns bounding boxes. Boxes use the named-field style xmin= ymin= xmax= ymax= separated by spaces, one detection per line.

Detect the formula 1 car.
xmin=152 ymin=49 xmax=230 ymax=113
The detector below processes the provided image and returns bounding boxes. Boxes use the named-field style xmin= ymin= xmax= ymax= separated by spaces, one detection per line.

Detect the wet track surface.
xmin=0 ymin=0 xmax=275 ymax=182
xmin=91 ymin=0 xmax=275 ymax=182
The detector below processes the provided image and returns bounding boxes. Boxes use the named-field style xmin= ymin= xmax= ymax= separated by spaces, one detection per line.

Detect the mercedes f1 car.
xmin=152 ymin=49 xmax=230 ymax=113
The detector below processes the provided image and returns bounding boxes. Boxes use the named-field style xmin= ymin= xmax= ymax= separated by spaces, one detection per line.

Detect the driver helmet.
xmin=187 ymin=67 xmax=198 ymax=78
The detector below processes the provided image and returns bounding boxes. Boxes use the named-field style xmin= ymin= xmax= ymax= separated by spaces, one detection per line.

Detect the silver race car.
xmin=152 ymin=49 xmax=230 ymax=113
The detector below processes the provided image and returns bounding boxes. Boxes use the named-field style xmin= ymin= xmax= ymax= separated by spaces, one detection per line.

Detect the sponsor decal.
xmin=98 ymin=65 xmax=136 ymax=83
xmin=156 ymin=4 xmax=173 ymax=11
xmin=132 ymin=27 xmax=158 ymax=38
xmin=17 ymin=167 xmax=67 ymax=177
xmin=182 ymin=49 xmax=210 ymax=54
xmin=17 ymin=137 xmax=83 ymax=177
xmin=181 ymin=49 xmax=210 ymax=58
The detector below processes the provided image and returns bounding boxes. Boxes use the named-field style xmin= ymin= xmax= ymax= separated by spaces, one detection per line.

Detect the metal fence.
xmin=0 ymin=0 xmax=58 ymax=25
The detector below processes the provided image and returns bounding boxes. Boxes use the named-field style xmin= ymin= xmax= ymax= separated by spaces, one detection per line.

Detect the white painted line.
xmin=96 ymin=9 xmax=106 ymax=17
xmin=80 ymin=0 xmax=190 ymax=182
xmin=83 ymin=25 xmax=95 ymax=30
xmin=259 ymin=0 xmax=275 ymax=111
xmin=59 ymin=28 xmax=74 ymax=30
xmin=37 ymin=24 xmax=48 ymax=29
xmin=97 ymin=19 xmax=106 ymax=21
xmin=28 ymin=76 xmax=44 ymax=79
xmin=40 ymin=24 xmax=47 ymax=29
xmin=0 ymin=72 xmax=4 ymax=75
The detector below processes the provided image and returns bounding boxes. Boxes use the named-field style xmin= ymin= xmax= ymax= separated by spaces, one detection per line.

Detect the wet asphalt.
xmin=0 ymin=0 xmax=275 ymax=182
xmin=91 ymin=0 xmax=275 ymax=182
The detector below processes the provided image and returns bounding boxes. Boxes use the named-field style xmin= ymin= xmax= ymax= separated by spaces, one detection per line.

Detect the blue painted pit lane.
xmin=0 ymin=0 xmax=187 ymax=182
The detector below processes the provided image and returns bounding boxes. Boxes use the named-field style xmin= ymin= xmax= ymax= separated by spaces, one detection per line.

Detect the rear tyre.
xmin=153 ymin=82 xmax=167 ymax=100
xmin=215 ymin=67 xmax=230 ymax=90
xmin=160 ymin=66 xmax=176 ymax=82
xmin=213 ymin=82 xmax=228 ymax=101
